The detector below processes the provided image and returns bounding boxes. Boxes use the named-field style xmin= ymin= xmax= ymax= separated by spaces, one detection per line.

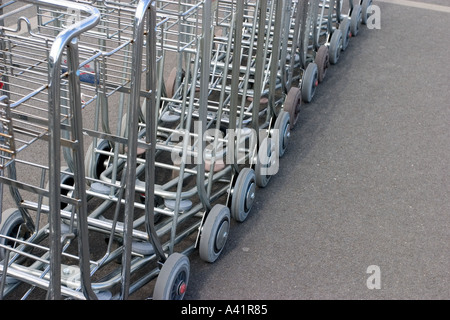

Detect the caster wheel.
xmin=153 ymin=253 xmax=190 ymax=300
xmin=339 ymin=17 xmax=351 ymax=51
xmin=199 ymin=204 xmax=231 ymax=262
xmin=301 ymin=63 xmax=319 ymax=103
xmin=350 ymin=5 xmax=363 ymax=37
xmin=118 ymin=113 xmax=129 ymax=154
xmin=283 ymin=87 xmax=301 ymax=129
xmin=60 ymin=168 xmax=75 ymax=208
xmin=0 ymin=209 xmax=29 ymax=260
xmin=255 ymin=138 xmax=277 ymax=188
xmin=231 ymin=168 xmax=256 ymax=222
xmin=165 ymin=67 xmax=177 ymax=98
xmin=315 ymin=45 xmax=329 ymax=83
xmin=85 ymin=139 xmax=112 ymax=182
xmin=119 ymin=113 xmax=147 ymax=155
xmin=329 ymin=29 xmax=343 ymax=65
xmin=165 ymin=68 xmax=185 ymax=98
xmin=273 ymin=111 xmax=291 ymax=158
xmin=44 ymin=167 xmax=75 ymax=210
xmin=361 ymin=0 xmax=373 ymax=25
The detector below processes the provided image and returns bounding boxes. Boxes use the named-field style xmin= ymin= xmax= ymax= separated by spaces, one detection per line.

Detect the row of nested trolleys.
xmin=0 ymin=0 xmax=373 ymax=300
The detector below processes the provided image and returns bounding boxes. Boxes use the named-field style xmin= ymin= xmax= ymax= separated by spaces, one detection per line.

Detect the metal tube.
xmin=120 ymin=0 xmax=151 ymax=300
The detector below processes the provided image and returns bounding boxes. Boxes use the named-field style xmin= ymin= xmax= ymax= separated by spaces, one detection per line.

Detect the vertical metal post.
xmin=228 ymin=0 xmax=243 ymax=133
xmin=120 ymin=0 xmax=151 ymax=300
xmin=66 ymin=37 xmax=98 ymax=300
xmin=47 ymin=31 xmax=63 ymax=303
xmin=145 ymin=0 xmax=166 ymax=264
xmin=268 ymin=0 xmax=283 ymax=116
xmin=195 ymin=0 xmax=213 ymax=211
xmin=252 ymin=0 xmax=268 ymax=136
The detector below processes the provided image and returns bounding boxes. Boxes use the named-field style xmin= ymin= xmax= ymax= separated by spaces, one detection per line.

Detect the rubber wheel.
xmin=273 ymin=111 xmax=291 ymax=158
xmin=85 ymin=139 xmax=112 ymax=181
xmin=301 ymin=63 xmax=319 ymax=103
xmin=0 ymin=209 xmax=28 ymax=261
xmin=165 ymin=67 xmax=178 ymax=98
xmin=199 ymin=204 xmax=231 ymax=262
xmin=315 ymin=45 xmax=329 ymax=83
xmin=361 ymin=0 xmax=373 ymax=25
xmin=231 ymin=168 xmax=256 ymax=222
xmin=59 ymin=168 xmax=75 ymax=210
xmin=283 ymin=87 xmax=301 ymax=129
xmin=255 ymin=138 xmax=276 ymax=188
xmin=350 ymin=5 xmax=363 ymax=37
xmin=165 ymin=68 xmax=185 ymax=98
xmin=340 ymin=17 xmax=351 ymax=51
xmin=329 ymin=29 xmax=343 ymax=65
xmin=153 ymin=253 xmax=190 ymax=300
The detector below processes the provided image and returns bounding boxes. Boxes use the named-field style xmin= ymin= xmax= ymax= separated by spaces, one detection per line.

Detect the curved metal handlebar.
xmin=16 ymin=0 xmax=100 ymax=301
xmin=18 ymin=0 xmax=100 ymax=73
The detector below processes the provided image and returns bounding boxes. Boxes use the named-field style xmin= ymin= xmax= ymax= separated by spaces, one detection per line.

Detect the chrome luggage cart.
xmin=78 ymin=0 xmax=259 ymax=299
xmin=0 ymin=0 xmax=168 ymax=300
xmin=148 ymin=0 xmax=278 ymax=267
xmin=0 ymin=0 xmax=375 ymax=300
xmin=344 ymin=0 xmax=369 ymax=37
xmin=0 ymin=0 xmax=101 ymax=299
xmin=278 ymin=0 xmax=321 ymax=107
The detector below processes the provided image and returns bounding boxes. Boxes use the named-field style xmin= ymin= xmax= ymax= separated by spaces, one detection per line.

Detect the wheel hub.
xmin=172 ymin=270 xmax=188 ymax=299
xmin=245 ymin=182 xmax=256 ymax=211
xmin=282 ymin=123 xmax=291 ymax=149
xmin=215 ymin=219 xmax=229 ymax=252
xmin=178 ymin=282 xmax=187 ymax=295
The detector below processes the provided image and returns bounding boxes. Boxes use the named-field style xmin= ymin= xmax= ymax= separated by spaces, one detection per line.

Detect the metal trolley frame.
xmin=0 ymin=0 xmax=375 ymax=300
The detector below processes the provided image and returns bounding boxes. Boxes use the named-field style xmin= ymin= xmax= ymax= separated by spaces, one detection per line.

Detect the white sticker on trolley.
xmin=66 ymin=8 xmax=81 ymax=26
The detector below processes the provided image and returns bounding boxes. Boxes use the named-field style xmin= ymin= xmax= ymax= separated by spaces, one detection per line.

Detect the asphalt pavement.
xmin=184 ymin=0 xmax=450 ymax=300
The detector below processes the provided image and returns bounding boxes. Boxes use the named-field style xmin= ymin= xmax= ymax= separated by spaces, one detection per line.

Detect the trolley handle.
xmin=74 ymin=0 xmax=149 ymax=14
xmin=14 ymin=0 xmax=100 ymax=300
xmin=18 ymin=0 xmax=100 ymax=68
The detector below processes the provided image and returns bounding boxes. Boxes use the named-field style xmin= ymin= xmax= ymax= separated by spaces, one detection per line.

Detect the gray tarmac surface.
xmin=183 ymin=0 xmax=450 ymax=300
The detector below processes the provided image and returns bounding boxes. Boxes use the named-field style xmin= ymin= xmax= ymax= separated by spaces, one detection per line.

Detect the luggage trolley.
xmin=121 ymin=0 xmax=276 ymax=298
xmin=60 ymin=0 xmax=201 ymax=299
xmin=145 ymin=0 xmax=269 ymax=266
xmin=343 ymin=0 xmax=368 ymax=37
xmin=0 ymin=0 xmax=101 ymax=299
xmin=308 ymin=0 xmax=331 ymax=82
xmin=235 ymin=0 xmax=293 ymax=188
xmin=278 ymin=0 xmax=321 ymax=113
xmin=50 ymin=0 xmax=271 ymax=300
xmin=49 ymin=0 xmax=218 ymax=300
xmin=359 ymin=0 xmax=373 ymax=26
xmin=137 ymin=1 xmax=291 ymax=299
xmin=314 ymin=0 xmax=344 ymax=65
xmin=205 ymin=0 xmax=288 ymax=209
xmin=0 ymin=0 xmax=170 ymax=300
xmin=312 ymin=0 xmax=350 ymax=66
xmin=329 ymin=0 xmax=362 ymax=53
xmin=298 ymin=0 xmax=321 ymax=103
xmin=315 ymin=0 xmax=370 ymax=66
xmin=142 ymin=0 xmax=240 ymax=272
xmin=308 ymin=0 xmax=351 ymax=76
xmin=279 ymin=0 xmax=315 ymax=129
xmin=102 ymin=0 xmax=260 ymax=299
